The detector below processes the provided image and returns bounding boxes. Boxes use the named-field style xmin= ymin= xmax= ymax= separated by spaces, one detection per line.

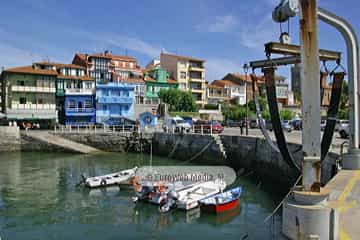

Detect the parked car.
xmin=182 ymin=116 xmax=193 ymax=126
xmin=163 ymin=116 xmax=191 ymax=133
xmin=281 ymin=120 xmax=293 ymax=132
xmin=335 ymin=120 xmax=349 ymax=132
xmin=338 ymin=124 xmax=349 ymax=139
xmin=249 ymin=119 xmax=259 ymax=129
xmin=194 ymin=120 xmax=224 ymax=134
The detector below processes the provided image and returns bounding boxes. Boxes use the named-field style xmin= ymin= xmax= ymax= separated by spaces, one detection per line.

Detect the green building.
xmin=1 ymin=63 xmax=58 ymax=127
xmin=144 ymin=66 xmax=178 ymax=102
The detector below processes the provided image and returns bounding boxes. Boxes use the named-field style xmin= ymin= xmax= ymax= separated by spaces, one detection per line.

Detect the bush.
xmin=280 ymin=109 xmax=295 ymax=120
xmin=158 ymin=89 xmax=198 ymax=112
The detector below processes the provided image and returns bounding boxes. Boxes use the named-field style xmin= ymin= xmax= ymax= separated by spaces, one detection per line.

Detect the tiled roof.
xmin=161 ymin=53 xmax=205 ymax=62
xmin=207 ymin=84 xmax=224 ymax=89
xmin=211 ymin=79 xmax=242 ymax=87
xmin=144 ymin=76 xmax=178 ymax=84
xmin=34 ymin=62 xmax=85 ymax=70
xmin=4 ymin=66 xmax=58 ymax=76
xmin=76 ymin=53 xmax=137 ymax=62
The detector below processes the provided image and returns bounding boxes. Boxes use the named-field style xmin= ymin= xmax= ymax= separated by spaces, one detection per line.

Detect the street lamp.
xmin=243 ymin=63 xmax=249 ymax=136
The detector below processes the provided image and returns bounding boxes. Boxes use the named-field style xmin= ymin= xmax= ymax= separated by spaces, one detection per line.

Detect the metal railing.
xmin=54 ymin=123 xmax=223 ymax=136
xmin=54 ymin=124 xmax=140 ymax=135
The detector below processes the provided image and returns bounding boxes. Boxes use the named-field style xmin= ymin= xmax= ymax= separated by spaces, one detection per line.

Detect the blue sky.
xmin=0 ymin=0 xmax=359 ymax=81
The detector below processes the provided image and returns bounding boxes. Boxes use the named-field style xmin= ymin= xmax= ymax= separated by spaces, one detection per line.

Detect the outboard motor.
xmin=159 ymin=190 xmax=179 ymax=213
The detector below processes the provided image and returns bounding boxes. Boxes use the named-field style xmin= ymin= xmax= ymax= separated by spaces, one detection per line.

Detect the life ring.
xmin=100 ymin=179 xmax=107 ymax=186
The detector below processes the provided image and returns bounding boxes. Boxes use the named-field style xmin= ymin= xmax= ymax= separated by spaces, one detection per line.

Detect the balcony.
xmin=10 ymin=103 xmax=56 ymax=110
xmin=190 ymin=88 xmax=205 ymax=93
xmin=66 ymin=107 xmax=95 ymax=116
xmin=12 ymin=85 xmax=56 ymax=93
xmin=65 ymin=88 xmax=95 ymax=95
xmin=97 ymin=96 xmax=133 ymax=104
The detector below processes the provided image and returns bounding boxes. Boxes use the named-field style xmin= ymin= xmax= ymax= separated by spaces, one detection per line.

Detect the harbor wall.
xmin=152 ymin=133 xmax=338 ymax=187
xmin=0 ymin=126 xmax=21 ymax=152
xmin=54 ymin=133 xmax=128 ymax=152
xmin=0 ymin=130 xmax=338 ymax=187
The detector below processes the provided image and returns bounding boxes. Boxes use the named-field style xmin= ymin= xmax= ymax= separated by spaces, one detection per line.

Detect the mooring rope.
xmin=176 ymin=138 xmax=215 ymax=165
xmin=168 ymin=136 xmax=182 ymax=159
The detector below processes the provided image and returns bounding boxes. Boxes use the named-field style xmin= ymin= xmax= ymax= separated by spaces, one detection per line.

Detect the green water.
xmin=0 ymin=152 xmax=282 ymax=239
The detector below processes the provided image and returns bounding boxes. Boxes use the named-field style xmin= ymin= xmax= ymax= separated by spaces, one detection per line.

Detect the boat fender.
xmin=101 ymin=179 xmax=107 ymax=186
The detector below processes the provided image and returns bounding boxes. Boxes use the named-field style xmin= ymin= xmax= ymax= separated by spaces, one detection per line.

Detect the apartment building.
xmin=160 ymin=53 xmax=207 ymax=106
xmin=0 ymin=64 xmax=58 ymax=126
xmin=72 ymin=51 xmax=137 ymax=123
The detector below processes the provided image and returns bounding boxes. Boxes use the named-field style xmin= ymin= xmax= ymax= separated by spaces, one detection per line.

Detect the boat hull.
xmin=201 ymin=199 xmax=240 ymax=214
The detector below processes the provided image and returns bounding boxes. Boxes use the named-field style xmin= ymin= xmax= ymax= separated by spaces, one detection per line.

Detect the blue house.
xmin=64 ymin=91 xmax=96 ymax=125
xmin=96 ymin=82 xmax=135 ymax=125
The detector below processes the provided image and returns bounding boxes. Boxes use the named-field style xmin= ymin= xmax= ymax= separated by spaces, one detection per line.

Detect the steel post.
xmin=317 ymin=7 xmax=360 ymax=169
xmin=300 ymin=0 xmax=321 ymax=191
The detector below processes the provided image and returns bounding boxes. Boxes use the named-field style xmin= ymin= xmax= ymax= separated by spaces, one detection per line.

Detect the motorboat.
xmin=83 ymin=166 xmax=138 ymax=188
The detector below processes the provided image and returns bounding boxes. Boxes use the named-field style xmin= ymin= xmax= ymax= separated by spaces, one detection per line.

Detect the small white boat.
xmin=84 ymin=167 xmax=138 ymax=188
xmin=176 ymin=179 xmax=226 ymax=210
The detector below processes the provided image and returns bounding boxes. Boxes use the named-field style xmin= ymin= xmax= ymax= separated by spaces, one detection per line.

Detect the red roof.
xmin=4 ymin=65 xmax=58 ymax=76
xmin=144 ymin=76 xmax=178 ymax=84
xmin=34 ymin=62 xmax=86 ymax=70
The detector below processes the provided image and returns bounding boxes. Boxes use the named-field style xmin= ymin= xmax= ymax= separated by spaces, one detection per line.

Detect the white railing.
xmin=11 ymin=103 xmax=56 ymax=110
xmin=65 ymin=88 xmax=95 ymax=95
xmin=11 ymin=86 xmax=56 ymax=93
xmin=54 ymin=124 xmax=141 ymax=135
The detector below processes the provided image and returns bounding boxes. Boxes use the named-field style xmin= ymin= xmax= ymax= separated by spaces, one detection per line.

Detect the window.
xmin=18 ymin=80 xmax=25 ymax=86
xmin=66 ymin=81 xmax=72 ymax=89
xmin=180 ymin=71 xmax=186 ymax=79
xmin=103 ymin=105 xmax=107 ymax=111
xmin=20 ymin=97 xmax=27 ymax=104
xmin=69 ymin=100 xmax=76 ymax=108
xmin=85 ymin=100 xmax=92 ymax=108
xmin=180 ymin=83 xmax=186 ymax=89
xmin=37 ymin=98 xmax=44 ymax=104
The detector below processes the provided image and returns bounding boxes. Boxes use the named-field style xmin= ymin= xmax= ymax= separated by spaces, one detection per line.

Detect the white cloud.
xmin=106 ymin=35 xmax=163 ymax=58
xmin=206 ymin=58 xmax=243 ymax=81
xmin=196 ymin=15 xmax=237 ymax=33
xmin=79 ymin=31 xmax=163 ymax=58
xmin=239 ymin=14 xmax=278 ymax=49
xmin=0 ymin=43 xmax=44 ymax=69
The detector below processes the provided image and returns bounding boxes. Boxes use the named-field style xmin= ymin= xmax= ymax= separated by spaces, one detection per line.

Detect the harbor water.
xmin=0 ymin=152 xmax=284 ymax=239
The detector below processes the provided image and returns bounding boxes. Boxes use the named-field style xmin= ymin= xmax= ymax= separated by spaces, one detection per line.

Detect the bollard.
xmin=77 ymin=125 xmax=80 ymax=133
xmin=201 ymin=125 xmax=203 ymax=135
xmin=210 ymin=125 xmax=213 ymax=135
xmin=122 ymin=125 xmax=125 ymax=133
xmin=94 ymin=125 xmax=97 ymax=134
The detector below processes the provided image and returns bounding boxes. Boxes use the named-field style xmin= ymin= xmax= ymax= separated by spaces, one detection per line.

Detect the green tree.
xmin=158 ymin=89 xmax=197 ymax=112
xmin=280 ymin=109 xmax=295 ymax=120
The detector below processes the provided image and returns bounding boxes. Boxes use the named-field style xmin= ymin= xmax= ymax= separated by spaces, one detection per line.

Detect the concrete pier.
xmin=22 ymin=131 xmax=101 ymax=154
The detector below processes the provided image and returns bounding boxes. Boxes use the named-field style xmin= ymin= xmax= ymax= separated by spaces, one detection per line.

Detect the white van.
xmin=163 ymin=116 xmax=191 ymax=133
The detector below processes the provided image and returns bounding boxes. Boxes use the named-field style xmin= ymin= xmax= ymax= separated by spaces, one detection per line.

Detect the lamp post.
xmin=243 ymin=63 xmax=249 ymax=136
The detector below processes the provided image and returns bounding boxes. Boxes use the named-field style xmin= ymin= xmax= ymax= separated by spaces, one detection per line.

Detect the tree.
xmin=158 ymin=89 xmax=197 ymax=112
xmin=280 ymin=109 xmax=295 ymax=120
